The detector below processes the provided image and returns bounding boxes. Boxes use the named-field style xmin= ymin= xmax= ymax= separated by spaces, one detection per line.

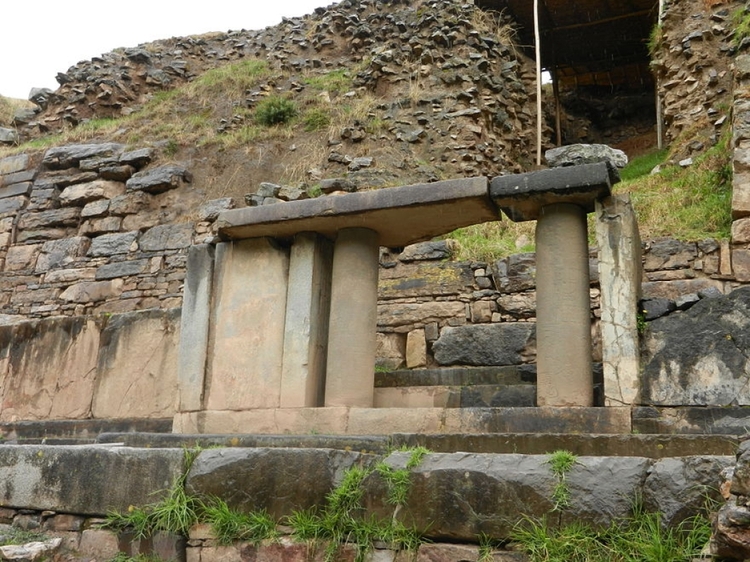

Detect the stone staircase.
xmin=374 ymin=365 xmax=605 ymax=408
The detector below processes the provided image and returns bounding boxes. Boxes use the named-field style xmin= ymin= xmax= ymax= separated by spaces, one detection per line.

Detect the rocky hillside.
xmin=2 ymin=0 xmax=547 ymax=201
xmin=0 ymin=0 xmax=743 ymax=207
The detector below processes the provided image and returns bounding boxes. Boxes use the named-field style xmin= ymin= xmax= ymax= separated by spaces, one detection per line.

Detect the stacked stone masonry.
xmin=0 ymin=146 xmax=744 ymax=369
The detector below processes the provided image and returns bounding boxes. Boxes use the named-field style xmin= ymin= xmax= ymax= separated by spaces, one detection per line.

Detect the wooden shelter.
xmin=477 ymin=0 xmax=659 ymax=89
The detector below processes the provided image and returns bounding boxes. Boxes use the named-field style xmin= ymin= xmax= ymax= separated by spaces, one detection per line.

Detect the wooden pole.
xmin=553 ymin=69 xmax=562 ymax=146
xmin=535 ymin=0 xmax=543 ymax=166
xmin=655 ymin=0 xmax=665 ymax=149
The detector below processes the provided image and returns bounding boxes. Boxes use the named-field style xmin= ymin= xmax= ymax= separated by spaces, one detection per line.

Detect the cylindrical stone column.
xmin=325 ymin=227 xmax=379 ymax=407
xmin=535 ymin=203 xmax=593 ymax=406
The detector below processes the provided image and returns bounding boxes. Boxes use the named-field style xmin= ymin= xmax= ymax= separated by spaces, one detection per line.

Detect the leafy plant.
xmin=255 ymin=96 xmax=297 ymax=126
xmin=202 ymin=498 xmax=277 ymax=545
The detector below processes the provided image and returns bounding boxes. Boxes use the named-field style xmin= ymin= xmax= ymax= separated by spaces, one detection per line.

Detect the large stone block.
xmin=641 ymin=286 xmax=750 ymax=405
xmin=205 ymin=239 xmax=289 ymax=410
xmin=432 ymin=323 xmax=536 ymax=366
xmin=126 ymin=165 xmax=191 ymax=194
xmin=17 ymin=208 xmax=80 ymax=229
xmin=92 ymin=309 xmax=180 ymax=419
xmin=377 ymin=302 xmax=465 ymax=332
xmin=0 ymin=445 xmax=183 ymax=515
xmin=178 ymin=245 xmax=214 ymax=412
xmin=643 ymin=238 xmax=696 ymax=271
xmin=139 ymin=223 xmax=193 ymax=252
xmin=88 ymin=231 xmax=139 ymax=257
xmin=643 ymin=456 xmax=733 ymax=527
xmin=59 ymin=180 xmax=125 ymax=206
xmin=379 ymin=262 xmax=474 ymax=299
xmin=60 ymin=280 xmax=124 ymax=303
xmin=42 ymin=143 xmax=124 ymax=169
xmin=0 ymin=154 xmax=29 ymax=176
xmin=0 ymin=317 xmax=101 ymax=421
xmin=186 ymin=448 xmax=371 ymax=519
xmin=36 ymin=237 xmax=91 ymax=272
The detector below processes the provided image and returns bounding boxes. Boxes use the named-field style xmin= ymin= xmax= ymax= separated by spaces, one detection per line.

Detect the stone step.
xmin=97 ymin=431 xmax=739 ymax=458
xmin=0 ymin=418 xmax=173 ymax=443
xmin=375 ymin=365 xmax=605 ymax=406
xmin=374 ymin=383 xmax=536 ymax=408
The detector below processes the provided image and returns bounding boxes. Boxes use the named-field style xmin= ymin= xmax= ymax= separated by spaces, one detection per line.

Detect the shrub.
xmin=255 ymin=96 xmax=297 ymax=126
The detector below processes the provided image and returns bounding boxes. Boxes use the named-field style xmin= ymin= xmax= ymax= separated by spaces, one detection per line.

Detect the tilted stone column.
xmin=491 ymin=162 xmax=617 ymax=407
xmin=325 ymin=227 xmax=380 ymax=407
xmin=596 ymin=195 xmax=642 ymax=406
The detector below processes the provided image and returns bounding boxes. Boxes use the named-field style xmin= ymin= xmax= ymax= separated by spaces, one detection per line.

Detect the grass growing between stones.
xmin=104 ymin=448 xmax=428 ymax=562
xmin=547 ymin=450 xmax=578 ymax=512
xmin=511 ymin=507 xmax=712 ymax=562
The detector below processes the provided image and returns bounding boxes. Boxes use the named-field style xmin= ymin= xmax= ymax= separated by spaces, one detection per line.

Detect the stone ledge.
xmin=216 ymin=177 xmax=497 ymax=247
xmin=172 ymin=406 xmax=632 ymax=435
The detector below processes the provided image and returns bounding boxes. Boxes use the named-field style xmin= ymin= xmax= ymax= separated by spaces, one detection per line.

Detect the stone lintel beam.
xmin=216 ymin=177 xmax=497 ymax=248
xmin=489 ymin=162 xmax=619 ymax=222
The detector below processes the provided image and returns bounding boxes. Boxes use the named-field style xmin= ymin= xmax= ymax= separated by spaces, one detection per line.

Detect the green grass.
xmin=512 ymin=507 xmax=712 ymax=562
xmin=202 ymin=499 xmax=278 ymax=545
xmin=302 ymin=107 xmax=331 ymax=132
xmin=303 ymin=68 xmax=353 ymax=95
xmin=733 ymin=6 xmax=750 ymax=47
xmin=547 ymin=451 xmax=578 ymax=512
xmin=618 ymin=149 xmax=668 ymax=182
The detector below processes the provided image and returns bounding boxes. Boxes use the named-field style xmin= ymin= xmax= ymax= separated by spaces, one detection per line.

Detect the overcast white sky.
xmin=1 ymin=1 xmax=331 ymax=99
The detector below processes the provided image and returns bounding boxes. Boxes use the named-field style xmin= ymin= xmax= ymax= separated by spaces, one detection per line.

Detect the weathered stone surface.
xmin=186 ymin=448 xmax=370 ymax=519
xmin=94 ymin=259 xmax=149 ymax=280
xmin=0 ymin=154 xmax=29 ymax=176
xmin=496 ymin=293 xmax=536 ymax=318
xmin=81 ymin=199 xmax=110 ymax=218
xmin=433 ymin=323 xmax=535 ymax=366
xmin=17 ymin=208 xmax=80 ymax=229
xmin=545 ymin=144 xmax=628 ymax=168
xmin=36 ymin=237 xmax=91 ymax=271
xmin=92 ymin=309 xmax=181 ymax=418
xmin=398 ymin=241 xmax=456 ymax=262
xmin=0 ymin=537 xmax=62 ymax=561
xmin=366 ymin=452 xmax=545 ymax=539
xmin=218 ymin=177 xmax=496 ymax=248
xmin=59 ymin=280 xmax=124 ymax=303
xmin=139 ymin=224 xmax=193 ymax=252
xmin=0 ymin=196 xmax=27 ymax=216
xmin=641 ymin=286 xmax=750 ymax=405
xmin=490 ymin=162 xmax=617 ymax=221
xmin=1 ymin=170 xmax=35 ymax=187
xmin=492 ymin=253 xmax=536 ymax=293
xmin=733 ymin=440 xmax=750 ymax=497
xmin=712 ymin=499 xmax=750 ymax=560
xmin=4 ymin=244 xmax=41 ymax=272
xmin=379 ymin=262 xmax=475 ymax=299
xmin=406 ymin=329 xmax=427 ymax=368
xmin=126 ymin=165 xmax=191 ymax=194
xmin=119 ymin=148 xmax=154 ymax=168
xmin=376 ymin=333 xmax=406 ymax=370
xmin=80 ymin=216 xmax=123 ymax=235
xmin=0 ymin=128 xmax=19 ymax=145
xmin=109 ymin=191 xmax=153 ymax=215
xmin=58 ymin=180 xmax=124 ymax=206
xmin=43 ymin=268 xmax=97 ymax=284
xmin=0 ymin=445 xmax=183 ymax=514
xmin=377 ymin=302 xmax=465 ymax=331
xmin=733 ymin=248 xmax=750 ymax=282
xmin=0 ymin=317 xmax=100 ymax=420
xmin=641 ymin=278 xmax=725 ymax=300
xmin=87 ymin=231 xmax=139 ymax=257
xmin=0 ymin=182 xmax=32 ymax=200
xmin=205 ymin=239 xmax=289 ymax=410
xmin=197 ymin=198 xmax=235 ymax=221
xmin=643 ymin=238 xmax=697 ymax=271
xmin=643 ymin=456 xmax=733 ymax=527
xmin=42 ymin=143 xmax=124 ymax=169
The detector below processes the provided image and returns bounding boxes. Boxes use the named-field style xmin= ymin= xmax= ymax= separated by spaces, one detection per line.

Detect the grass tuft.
xmin=255 ymin=96 xmax=297 ymax=126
